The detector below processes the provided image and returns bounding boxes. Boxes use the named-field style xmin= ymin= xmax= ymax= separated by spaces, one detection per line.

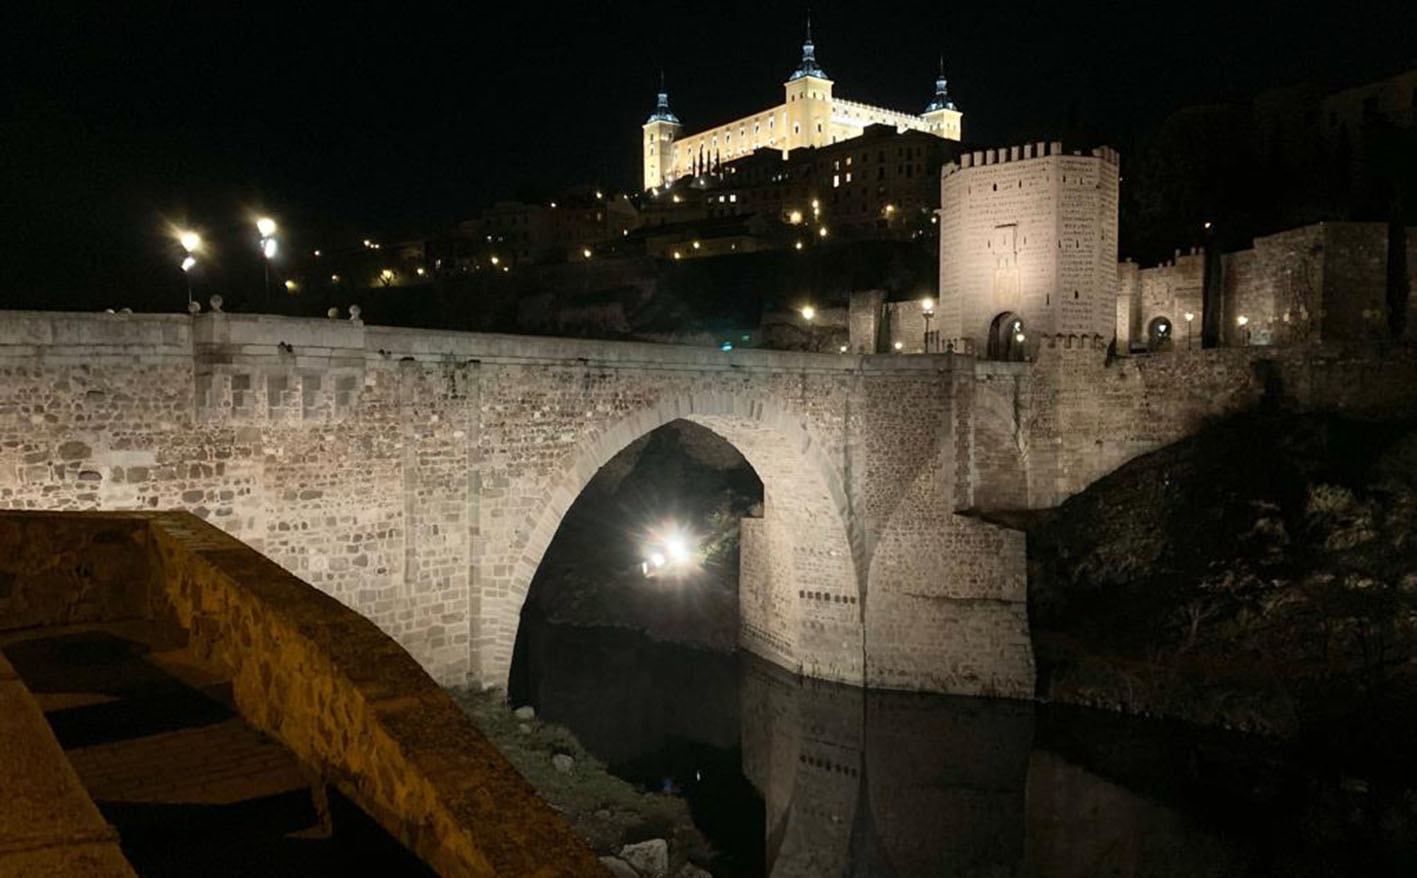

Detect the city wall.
xmin=1117 ymin=249 xmax=1204 ymax=351
xmin=962 ymin=339 xmax=1417 ymax=510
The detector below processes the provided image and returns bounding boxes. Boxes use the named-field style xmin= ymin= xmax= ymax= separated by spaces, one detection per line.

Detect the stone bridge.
xmin=4 ymin=311 xmax=1411 ymax=697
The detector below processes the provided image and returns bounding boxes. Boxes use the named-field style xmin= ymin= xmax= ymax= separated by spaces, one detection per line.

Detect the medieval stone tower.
xmin=937 ymin=143 xmax=1120 ymax=357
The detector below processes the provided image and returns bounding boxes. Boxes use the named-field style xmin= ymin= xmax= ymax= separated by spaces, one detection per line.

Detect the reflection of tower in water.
xmin=739 ymin=655 xmax=1035 ymax=877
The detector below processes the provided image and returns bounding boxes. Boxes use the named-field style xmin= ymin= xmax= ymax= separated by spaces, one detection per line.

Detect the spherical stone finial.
xmin=187 ymin=300 xmax=202 ymax=314
xmin=327 ymin=307 xmax=340 ymax=319
xmin=208 ymin=294 xmax=223 ymax=313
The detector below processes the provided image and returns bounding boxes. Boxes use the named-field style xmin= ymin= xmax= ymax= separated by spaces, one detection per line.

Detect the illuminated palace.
xmin=642 ymin=22 xmax=964 ymax=190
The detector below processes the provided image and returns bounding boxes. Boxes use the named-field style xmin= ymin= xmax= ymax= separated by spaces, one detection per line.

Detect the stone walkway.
xmin=1 ymin=621 xmax=434 ymax=876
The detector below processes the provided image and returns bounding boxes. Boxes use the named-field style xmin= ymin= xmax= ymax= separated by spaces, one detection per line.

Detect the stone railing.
xmin=0 ymin=510 xmax=606 ymax=877
xmin=0 ymin=649 xmax=136 ymax=876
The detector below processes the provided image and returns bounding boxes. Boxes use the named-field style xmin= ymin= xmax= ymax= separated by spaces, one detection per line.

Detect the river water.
xmin=510 ymin=614 xmax=1415 ymax=877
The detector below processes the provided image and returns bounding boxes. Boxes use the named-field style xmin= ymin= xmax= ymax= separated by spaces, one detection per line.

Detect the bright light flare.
xmin=641 ymin=524 xmax=699 ymax=576
xmin=262 ymin=238 xmax=278 ymax=259
xmin=800 ymin=305 xmax=815 ymax=321
xmin=180 ymin=255 xmax=197 ymax=272
xmin=664 ymin=534 xmax=689 ymax=563
xmin=256 ymin=217 xmax=277 ymax=237
xmin=179 ymin=231 xmax=201 ymax=253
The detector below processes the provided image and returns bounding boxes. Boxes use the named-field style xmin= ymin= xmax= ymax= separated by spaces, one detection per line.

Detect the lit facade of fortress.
xmin=643 ymin=23 xmax=964 ymax=190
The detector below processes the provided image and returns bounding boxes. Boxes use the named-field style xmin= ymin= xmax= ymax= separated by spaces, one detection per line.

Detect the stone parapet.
xmin=0 ymin=650 xmax=136 ymax=877
xmin=0 ymin=510 xmax=607 ymax=878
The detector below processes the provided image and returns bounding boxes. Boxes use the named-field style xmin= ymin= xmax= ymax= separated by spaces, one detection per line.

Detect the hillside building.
xmin=643 ymin=22 xmax=963 ymax=190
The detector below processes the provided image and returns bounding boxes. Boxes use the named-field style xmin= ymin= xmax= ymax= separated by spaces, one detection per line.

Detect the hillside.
xmin=1017 ymin=412 xmax=1417 ymax=764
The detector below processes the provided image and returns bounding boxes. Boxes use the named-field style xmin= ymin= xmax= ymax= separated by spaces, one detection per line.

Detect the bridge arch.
xmin=482 ymin=391 xmax=863 ymax=690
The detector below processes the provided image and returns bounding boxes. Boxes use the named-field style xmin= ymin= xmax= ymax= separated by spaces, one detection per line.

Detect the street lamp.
xmin=921 ymin=297 xmax=936 ymax=352
xmin=1236 ymin=314 xmax=1250 ymax=346
xmin=177 ymin=230 xmax=201 ymax=308
xmin=256 ymin=217 xmax=277 ymax=306
xmin=1184 ymin=311 xmax=1195 ymax=348
xmin=800 ymin=305 xmax=816 ymax=351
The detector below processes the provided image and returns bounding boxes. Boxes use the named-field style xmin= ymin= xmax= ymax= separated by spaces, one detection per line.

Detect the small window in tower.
xmin=816 ymin=123 xmax=822 ymax=133
xmin=794 ymin=123 xmax=800 ymax=134
xmin=833 ymin=174 xmax=840 ymax=188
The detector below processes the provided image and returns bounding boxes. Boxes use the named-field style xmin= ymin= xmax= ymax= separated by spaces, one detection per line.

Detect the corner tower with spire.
xmin=640 ymin=22 xmax=965 ymax=191
xmin=642 ymin=71 xmax=682 ymax=190
xmin=782 ymin=15 xmax=835 ymax=153
xmin=922 ymin=57 xmax=963 ymax=139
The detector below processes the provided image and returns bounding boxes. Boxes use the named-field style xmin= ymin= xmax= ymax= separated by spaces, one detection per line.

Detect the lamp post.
xmin=921 ymin=297 xmax=936 ymax=352
xmin=1236 ymin=314 xmax=1250 ymax=346
xmin=1184 ymin=311 xmax=1195 ymax=349
xmin=256 ymin=217 xmax=277 ymax=308
xmin=178 ymin=230 xmax=201 ymax=308
xmin=799 ymin=305 xmax=816 ymax=351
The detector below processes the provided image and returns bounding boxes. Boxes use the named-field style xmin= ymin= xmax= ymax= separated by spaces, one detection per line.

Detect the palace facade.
xmin=643 ymin=23 xmax=964 ymax=190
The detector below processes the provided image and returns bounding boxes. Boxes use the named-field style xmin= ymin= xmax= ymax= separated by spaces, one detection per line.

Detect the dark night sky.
xmin=3 ymin=1 xmax=1414 ymax=306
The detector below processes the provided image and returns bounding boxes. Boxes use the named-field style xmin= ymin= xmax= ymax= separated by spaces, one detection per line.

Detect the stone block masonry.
xmin=0 ymin=310 xmax=1035 ymax=699
xmin=939 ymin=143 xmax=1119 ymax=356
xmin=10 ymin=312 xmax=1408 ymax=699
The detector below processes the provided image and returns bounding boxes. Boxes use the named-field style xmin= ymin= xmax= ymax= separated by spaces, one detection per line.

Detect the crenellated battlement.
xmin=945 ymin=142 xmax=1120 ymax=175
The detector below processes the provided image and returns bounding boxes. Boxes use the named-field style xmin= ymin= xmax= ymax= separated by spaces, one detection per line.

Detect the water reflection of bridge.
xmin=743 ymin=658 xmax=1032 ymax=877
xmin=743 ymin=657 xmax=1252 ymax=878
xmin=518 ymin=621 xmax=1258 ymax=877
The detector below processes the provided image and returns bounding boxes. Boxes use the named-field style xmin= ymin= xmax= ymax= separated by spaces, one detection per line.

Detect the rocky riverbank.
xmin=1012 ymin=412 xmax=1417 ymax=760
xmin=448 ymin=687 xmax=716 ymax=877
